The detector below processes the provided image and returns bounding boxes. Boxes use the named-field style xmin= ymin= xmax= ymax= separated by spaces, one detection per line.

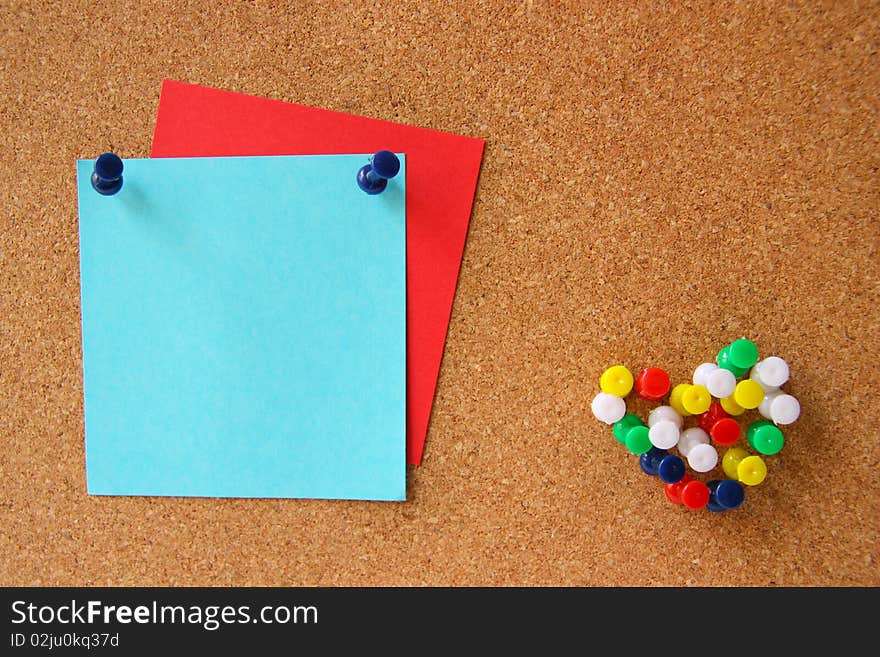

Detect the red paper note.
xmin=151 ymin=80 xmax=484 ymax=464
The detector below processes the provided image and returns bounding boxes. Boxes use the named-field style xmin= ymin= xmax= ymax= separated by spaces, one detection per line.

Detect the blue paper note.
xmin=76 ymin=154 xmax=406 ymax=500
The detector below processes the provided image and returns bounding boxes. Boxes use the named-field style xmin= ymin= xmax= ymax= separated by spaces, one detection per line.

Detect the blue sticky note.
xmin=76 ymin=154 xmax=406 ymax=500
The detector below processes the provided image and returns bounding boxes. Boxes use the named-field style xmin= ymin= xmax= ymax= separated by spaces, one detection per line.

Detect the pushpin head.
xmin=707 ymin=479 xmax=744 ymax=512
xmin=639 ymin=447 xmax=668 ymax=476
xmin=664 ymin=474 xmax=692 ymax=504
xmin=728 ymin=338 xmax=759 ymax=370
xmin=624 ymin=425 xmax=652 ymax=455
xmin=635 ymin=367 xmax=670 ymax=400
xmin=681 ymin=480 xmax=710 ymax=510
xmin=657 ymin=454 xmax=686 ymax=484
xmin=91 ymin=152 xmax=124 ymax=196
xmin=714 ymin=479 xmax=745 ymax=510
xmin=600 ymin=365 xmax=634 ymax=397
xmin=612 ymin=413 xmax=643 ymax=444
xmin=706 ymin=481 xmax=726 ymax=512
xmin=357 ymin=150 xmax=400 ymax=194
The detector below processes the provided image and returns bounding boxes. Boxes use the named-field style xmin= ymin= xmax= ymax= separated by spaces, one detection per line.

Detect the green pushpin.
xmin=729 ymin=338 xmax=759 ymax=370
xmin=624 ymin=425 xmax=652 ymax=455
xmin=717 ymin=345 xmax=748 ymax=377
xmin=613 ymin=414 xmax=644 ymax=444
xmin=746 ymin=420 xmax=772 ymax=444
xmin=747 ymin=420 xmax=785 ymax=455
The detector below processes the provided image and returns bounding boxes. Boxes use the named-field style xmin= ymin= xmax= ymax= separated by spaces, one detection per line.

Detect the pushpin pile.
xmin=591 ymin=339 xmax=800 ymax=512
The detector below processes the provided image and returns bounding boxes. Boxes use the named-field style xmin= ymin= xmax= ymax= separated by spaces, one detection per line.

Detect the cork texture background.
xmin=1 ymin=1 xmax=878 ymax=586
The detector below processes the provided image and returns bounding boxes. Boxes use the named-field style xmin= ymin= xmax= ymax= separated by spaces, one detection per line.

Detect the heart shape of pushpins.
xmin=592 ymin=338 xmax=800 ymax=512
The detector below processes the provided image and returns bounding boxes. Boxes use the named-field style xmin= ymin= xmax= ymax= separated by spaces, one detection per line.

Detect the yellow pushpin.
xmin=737 ymin=455 xmax=768 ymax=486
xmin=720 ymin=395 xmax=745 ymax=416
xmin=669 ymin=384 xmax=692 ymax=416
xmin=733 ymin=379 xmax=764 ymax=410
xmin=599 ymin=365 xmax=634 ymax=398
xmin=681 ymin=384 xmax=712 ymax=415
xmin=722 ymin=447 xmax=749 ymax=479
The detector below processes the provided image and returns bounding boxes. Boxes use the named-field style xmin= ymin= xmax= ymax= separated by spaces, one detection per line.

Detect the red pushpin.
xmin=698 ymin=401 xmax=730 ymax=433
xmin=664 ymin=474 xmax=692 ymax=504
xmin=635 ymin=367 xmax=671 ymax=401
xmin=710 ymin=417 xmax=741 ymax=447
xmin=681 ymin=480 xmax=711 ymax=510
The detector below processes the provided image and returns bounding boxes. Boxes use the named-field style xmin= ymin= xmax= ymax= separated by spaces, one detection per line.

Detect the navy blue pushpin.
xmin=657 ymin=455 xmax=686 ymax=484
xmin=712 ymin=479 xmax=745 ymax=511
xmin=91 ymin=153 xmax=124 ymax=196
xmin=639 ymin=447 xmax=668 ymax=476
xmin=357 ymin=150 xmax=400 ymax=195
xmin=706 ymin=481 xmax=726 ymax=512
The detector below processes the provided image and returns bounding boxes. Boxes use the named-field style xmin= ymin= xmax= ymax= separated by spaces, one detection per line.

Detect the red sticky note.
xmin=151 ymin=80 xmax=484 ymax=465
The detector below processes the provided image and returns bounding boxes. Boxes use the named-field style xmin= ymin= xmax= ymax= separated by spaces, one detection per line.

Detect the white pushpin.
xmin=591 ymin=392 xmax=626 ymax=425
xmin=758 ymin=392 xmax=777 ymax=420
xmin=677 ymin=427 xmax=709 ymax=456
xmin=759 ymin=391 xmax=801 ymax=425
xmin=693 ymin=362 xmax=719 ymax=388
xmin=649 ymin=420 xmax=680 ymax=449
xmin=687 ymin=443 xmax=719 ymax=473
xmin=705 ymin=368 xmax=737 ymax=399
xmin=751 ymin=356 xmax=790 ymax=389
xmin=648 ymin=405 xmax=683 ymax=429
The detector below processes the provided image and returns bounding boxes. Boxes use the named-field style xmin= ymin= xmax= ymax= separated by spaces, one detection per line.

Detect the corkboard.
xmin=1 ymin=1 xmax=877 ymax=586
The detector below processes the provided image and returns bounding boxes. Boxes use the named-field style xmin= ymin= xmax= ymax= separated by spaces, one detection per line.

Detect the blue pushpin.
xmin=639 ymin=447 xmax=667 ymax=476
xmin=707 ymin=481 xmax=726 ymax=512
xmin=357 ymin=150 xmax=400 ymax=195
xmin=657 ymin=455 xmax=686 ymax=484
xmin=711 ymin=479 xmax=745 ymax=511
xmin=91 ymin=153 xmax=124 ymax=196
